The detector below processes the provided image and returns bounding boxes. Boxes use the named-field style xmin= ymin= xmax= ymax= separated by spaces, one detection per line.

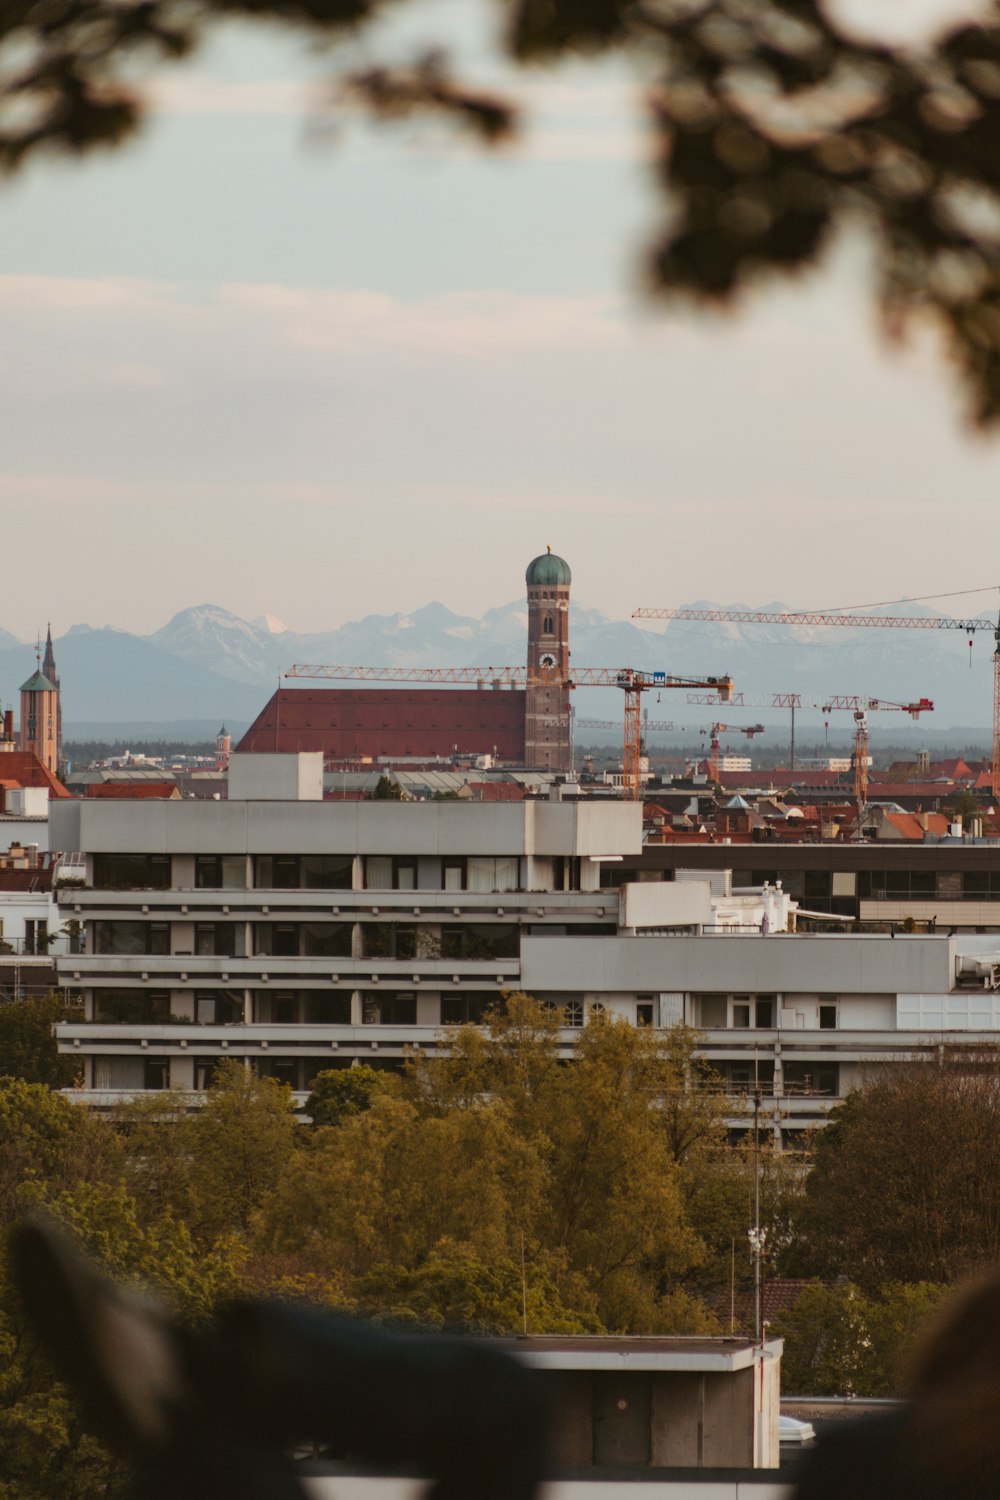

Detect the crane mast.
xmin=635 ymin=597 xmax=1000 ymax=796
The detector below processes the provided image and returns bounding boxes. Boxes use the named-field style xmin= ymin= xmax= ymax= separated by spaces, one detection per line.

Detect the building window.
xmin=440 ymin=924 xmax=518 ymax=960
xmin=23 ymin=920 xmax=48 ymax=955
xmin=732 ymin=995 xmax=773 ymax=1028
xmin=732 ymin=997 xmax=751 ymax=1029
xmin=363 ymin=924 xmax=419 ymax=960
xmin=543 ymin=614 xmax=554 ymax=635
xmin=636 ymin=999 xmax=655 ymax=1028
xmin=253 ymin=854 xmax=351 ymax=889
xmin=255 ymin=923 xmax=299 ymax=957
xmin=302 ymin=923 xmax=353 ymax=958
xmin=195 ymin=855 xmax=246 ymax=890
xmin=94 ymin=990 xmax=170 ymax=1023
xmin=442 ymin=860 xmax=465 ymax=892
xmin=195 ymin=992 xmax=242 ymax=1024
xmin=563 ymin=1000 xmax=584 ymax=1028
xmin=93 ymin=854 xmax=171 ymax=890
xmin=818 ymin=1003 xmax=838 ymax=1030
xmin=195 ymin=923 xmax=238 ymax=957
xmin=361 ymin=991 xmax=417 ymax=1025
xmin=783 ymin=1062 xmax=839 ymax=1097
xmin=143 ymin=1060 xmax=170 ymax=1091
xmin=724 ymin=1060 xmax=775 ymax=1093
xmin=272 ymin=993 xmax=299 ymax=1024
xmin=94 ymin=921 xmax=169 ymax=956
xmin=441 ymin=994 xmax=493 ymax=1025
xmin=303 ymin=993 xmax=351 ymax=1025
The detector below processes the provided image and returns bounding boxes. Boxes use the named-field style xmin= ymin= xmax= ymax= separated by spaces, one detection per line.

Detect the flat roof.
xmin=495 ymin=1335 xmax=782 ymax=1373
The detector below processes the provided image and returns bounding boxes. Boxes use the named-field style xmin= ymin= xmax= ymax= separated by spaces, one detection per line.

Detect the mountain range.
xmin=0 ymin=599 xmax=992 ymax=740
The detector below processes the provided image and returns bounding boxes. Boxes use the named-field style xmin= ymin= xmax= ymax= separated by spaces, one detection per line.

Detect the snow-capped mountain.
xmin=0 ymin=598 xmax=992 ymax=735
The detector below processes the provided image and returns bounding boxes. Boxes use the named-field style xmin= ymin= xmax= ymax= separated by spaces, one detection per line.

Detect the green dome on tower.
xmin=525 ymin=548 xmax=572 ymax=587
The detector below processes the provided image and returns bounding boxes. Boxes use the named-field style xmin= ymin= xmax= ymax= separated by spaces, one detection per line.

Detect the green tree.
xmin=355 ymin=1240 xmax=602 ymax=1335
xmin=367 ymin=775 xmax=405 ymax=801
xmin=793 ymin=1058 xmax=1000 ymax=1289
xmin=0 ymin=994 xmax=82 ymax=1090
xmin=184 ymin=1060 xmax=301 ymax=1240
xmin=0 ymin=1078 xmax=119 ymax=1226
xmin=770 ymin=1281 xmax=871 ymax=1396
xmin=6 ymin=5 xmax=1000 ymax=423
xmin=305 ymin=1065 xmax=387 ymax=1127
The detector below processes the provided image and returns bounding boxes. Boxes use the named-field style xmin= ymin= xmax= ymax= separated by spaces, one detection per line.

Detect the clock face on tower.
xmin=538 ymin=652 xmax=557 ymax=670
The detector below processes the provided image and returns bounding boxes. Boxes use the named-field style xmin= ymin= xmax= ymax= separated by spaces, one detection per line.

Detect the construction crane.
xmin=686 ymin=691 xmax=933 ymax=770
xmin=701 ymin=723 xmax=766 ymax=783
xmin=634 ymin=599 xmax=1000 ymax=795
xmin=284 ymin=664 xmax=734 ymax=800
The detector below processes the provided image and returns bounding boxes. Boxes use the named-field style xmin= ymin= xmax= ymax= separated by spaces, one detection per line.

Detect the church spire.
xmin=42 ymin=623 xmax=59 ymax=688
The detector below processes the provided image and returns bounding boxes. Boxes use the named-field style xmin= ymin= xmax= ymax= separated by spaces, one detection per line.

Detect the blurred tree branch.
xmin=5 ymin=0 xmax=1000 ymax=423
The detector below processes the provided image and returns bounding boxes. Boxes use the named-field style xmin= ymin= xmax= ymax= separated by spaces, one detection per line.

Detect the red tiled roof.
xmin=466 ymin=782 xmax=525 ymax=802
xmin=879 ymin=810 xmax=950 ymax=840
xmin=84 ymin=782 xmax=180 ymax=800
xmin=237 ymin=687 xmax=526 ymax=761
xmin=0 ymin=752 xmax=69 ymax=798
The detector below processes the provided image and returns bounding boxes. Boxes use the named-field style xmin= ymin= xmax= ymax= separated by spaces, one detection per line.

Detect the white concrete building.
xmin=49 ymin=754 xmax=1000 ymax=1135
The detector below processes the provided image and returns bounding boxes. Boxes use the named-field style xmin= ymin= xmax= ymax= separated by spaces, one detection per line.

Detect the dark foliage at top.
xmin=5 ymin=1 xmax=1000 ymax=423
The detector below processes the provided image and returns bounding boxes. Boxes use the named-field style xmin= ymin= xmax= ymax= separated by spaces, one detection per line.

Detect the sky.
xmin=2 ymin=0 xmax=1000 ymax=638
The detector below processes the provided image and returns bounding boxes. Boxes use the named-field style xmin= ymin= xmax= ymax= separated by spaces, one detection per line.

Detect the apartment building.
xmin=49 ymin=755 xmax=1000 ymax=1137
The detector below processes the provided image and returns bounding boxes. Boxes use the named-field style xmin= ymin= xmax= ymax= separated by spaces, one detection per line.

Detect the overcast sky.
xmin=2 ymin=0 xmax=999 ymax=638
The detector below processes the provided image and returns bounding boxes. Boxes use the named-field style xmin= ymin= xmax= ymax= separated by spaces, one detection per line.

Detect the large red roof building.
xmin=237 ymin=550 xmax=575 ymax=771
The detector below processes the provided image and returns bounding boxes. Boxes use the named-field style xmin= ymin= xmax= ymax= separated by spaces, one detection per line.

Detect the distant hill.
xmin=0 ymin=599 xmax=992 ymax=736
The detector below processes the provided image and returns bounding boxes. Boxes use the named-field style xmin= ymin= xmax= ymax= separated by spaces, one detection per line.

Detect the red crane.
xmin=634 ymin=598 xmax=1000 ymax=795
xmin=284 ymin=664 xmax=734 ymax=800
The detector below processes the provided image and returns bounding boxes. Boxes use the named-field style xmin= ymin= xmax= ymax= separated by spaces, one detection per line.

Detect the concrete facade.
xmin=49 ymin=756 xmax=1000 ymax=1135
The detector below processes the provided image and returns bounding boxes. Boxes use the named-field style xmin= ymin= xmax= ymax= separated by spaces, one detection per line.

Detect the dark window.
xmin=362 ymin=924 xmax=419 ymax=960
xmin=94 ymin=989 xmax=170 ymax=1023
xmin=255 ymin=924 xmax=299 ymax=957
xmin=440 ymin=925 xmax=519 ymax=960
xmin=755 ymin=996 xmax=775 ymax=1028
xmin=273 ymin=993 xmax=299 ymax=1024
xmin=144 ymin=1060 xmax=170 ymax=1090
xmin=783 ymin=1062 xmax=839 ymax=1096
xmin=804 ymin=871 xmax=831 ymax=901
xmin=819 ymin=1004 xmax=838 ymax=1030
xmin=195 ymin=923 xmax=237 ymax=958
xmin=441 ymin=994 xmax=493 ymax=1025
xmin=301 ymin=855 xmax=353 ymax=889
xmin=302 ymin=923 xmax=353 ymax=958
xmin=268 ymin=1059 xmax=300 ymax=1089
xmin=636 ymin=1000 xmax=655 ymax=1029
xmin=361 ymin=991 xmax=417 ymax=1025
xmin=93 ymin=854 xmax=170 ymax=890
xmin=195 ymin=992 xmax=242 ymax=1024
xmin=94 ymin=921 xmax=169 ymax=956
xmin=543 ymin=614 xmax=554 ymax=634
xmin=194 ymin=1058 xmax=221 ymax=1091
xmin=23 ymin=920 xmax=48 ymax=955
xmin=302 ymin=993 xmax=351 ymax=1024
xmin=724 ymin=1060 xmax=775 ymax=1091
xmin=732 ymin=998 xmax=751 ymax=1029
xmin=195 ymin=855 xmax=222 ymax=888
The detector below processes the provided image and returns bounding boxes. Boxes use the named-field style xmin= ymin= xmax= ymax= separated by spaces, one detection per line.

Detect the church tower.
xmin=19 ymin=635 xmax=60 ymax=776
xmin=524 ymin=548 xmax=573 ymax=772
xmin=42 ymin=624 xmax=62 ymax=772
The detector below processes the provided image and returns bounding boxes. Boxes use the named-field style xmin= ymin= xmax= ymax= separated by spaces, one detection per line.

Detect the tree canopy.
xmin=4 ymin=2 xmax=1000 ymax=422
